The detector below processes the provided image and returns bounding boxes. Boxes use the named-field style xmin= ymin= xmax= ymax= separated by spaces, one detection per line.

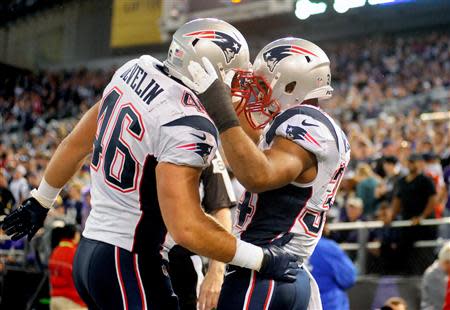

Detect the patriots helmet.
xmin=233 ymin=37 xmax=333 ymax=129
xmin=164 ymin=18 xmax=250 ymax=81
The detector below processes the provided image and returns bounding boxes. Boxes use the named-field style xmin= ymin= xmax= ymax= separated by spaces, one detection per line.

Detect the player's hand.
xmin=182 ymin=57 xmax=219 ymax=95
xmin=259 ymin=233 xmax=299 ymax=282
xmin=1 ymin=197 xmax=49 ymax=241
xmin=182 ymin=57 xmax=239 ymax=133
xmin=198 ymin=265 xmax=224 ymax=310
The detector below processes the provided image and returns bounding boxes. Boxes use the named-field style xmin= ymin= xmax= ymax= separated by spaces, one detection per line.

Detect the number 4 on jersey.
xmin=91 ymin=87 xmax=145 ymax=192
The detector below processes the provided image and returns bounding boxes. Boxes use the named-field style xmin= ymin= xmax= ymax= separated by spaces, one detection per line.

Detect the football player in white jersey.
xmin=1 ymin=21 xmax=299 ymax=309
xmin=183 ymin=37 xmax=351 ymax=309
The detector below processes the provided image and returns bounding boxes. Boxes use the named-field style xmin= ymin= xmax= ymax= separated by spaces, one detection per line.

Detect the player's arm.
xmin=2 ymin=102 xmax=99 ymax=240
xmin=220 ymin=128 xmax=316 ymax=193
xmin=182 ymin=58 xmax=316 ymax=192
xmin=43 ymin=102 xmax=99 ymax=188
xmin=157 ymin=162 xmax=298 ymax=282
xmin=157 ymin=163 xmax=237 ymax=263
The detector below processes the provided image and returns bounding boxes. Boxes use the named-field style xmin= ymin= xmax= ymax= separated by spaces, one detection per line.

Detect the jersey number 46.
xmin=91 ymin=87 xmax=145 ymax=192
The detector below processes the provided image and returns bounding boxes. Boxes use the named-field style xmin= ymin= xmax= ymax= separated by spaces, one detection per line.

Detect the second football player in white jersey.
xmin=183 ymin=37 xmax=350 ymax=309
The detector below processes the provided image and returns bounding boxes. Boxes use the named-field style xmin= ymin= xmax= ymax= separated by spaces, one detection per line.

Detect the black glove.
xmin=1 ymin=197 xmax=49 ymax=241
xmin=258 ymin=233 xmax=299 ymax=282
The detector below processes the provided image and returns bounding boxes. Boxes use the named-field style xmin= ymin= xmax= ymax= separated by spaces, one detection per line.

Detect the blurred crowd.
xmin=0 ymin=30 xmax=449 ymax=276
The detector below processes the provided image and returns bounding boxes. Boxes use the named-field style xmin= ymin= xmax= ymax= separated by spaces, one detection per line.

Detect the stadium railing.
xmin=328 ymin=217 xmax=450 ymax=274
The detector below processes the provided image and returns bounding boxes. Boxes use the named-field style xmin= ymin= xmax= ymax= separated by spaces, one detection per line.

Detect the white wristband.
xmin=229 ymin=239 xmax=264 ymax=271
xmin=30 ymin=178 xmax=62 ymax=209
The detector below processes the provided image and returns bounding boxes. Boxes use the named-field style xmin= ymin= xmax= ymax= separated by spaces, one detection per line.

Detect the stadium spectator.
xmin=355 ymin=163 xmax=380 ymax=218
xmin=9 ymin=164 xmax=29 ymax=204
xmin=310 ymin=226 xmax=357 ymax=310
xmin=423 ymin=152 xmax=446 ymax=218
xmin=375 ymin=156 xmax=401 ymax=204
xmin=64 ymin=182 xmax=83 ymax=225
xmin=332 ymin=197 xmax=365 ymax=244
xmin=48 ymin=224 xmax=86 ymax=310
xmin=372 ymin=203 xmax=402 ymax=275
xmin=390 ymin=153 xmax=438 ymax=273
xmin=391 ymin=153 xmax=437 ymax=223
xmin=445 ymin=166 xmax=450 ymax=210
xmin=421 ymin=242 xmax=450 ymax=310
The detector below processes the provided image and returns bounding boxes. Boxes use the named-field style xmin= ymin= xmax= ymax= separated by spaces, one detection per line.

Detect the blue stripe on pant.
xmin=217 ymin=266 xmax=311 ymax=310
xmin=73 ymin=237 xmax=179 ymax=310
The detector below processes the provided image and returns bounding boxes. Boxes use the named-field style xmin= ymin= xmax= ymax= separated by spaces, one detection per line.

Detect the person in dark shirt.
xmin=375 ymin=156 xmax=401 ymax=204
xmin=390 ymin=153 xmax=437 ymax=274
xmin=392 ymin=153 xmax=437 ymax=222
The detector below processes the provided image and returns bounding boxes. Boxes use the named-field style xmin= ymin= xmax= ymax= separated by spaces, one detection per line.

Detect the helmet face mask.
xmin=231 ymin=70 xmax=280 ymax=129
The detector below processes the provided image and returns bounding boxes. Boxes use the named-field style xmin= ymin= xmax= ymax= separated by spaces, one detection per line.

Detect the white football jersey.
xmin=82 ymin=55 xmax=218 ymax=254
xmin=234 ymin=105 xmax=350 ymax=263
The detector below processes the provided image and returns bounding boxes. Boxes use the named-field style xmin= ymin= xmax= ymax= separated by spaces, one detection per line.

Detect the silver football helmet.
xmin=164 ymin=18 xmax=250 ymax=81
xmin=233 ymin=37 xmax=333 ymax=129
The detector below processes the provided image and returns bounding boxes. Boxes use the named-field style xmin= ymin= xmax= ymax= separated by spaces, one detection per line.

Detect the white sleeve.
xmin=156 ymin=115 xmax=218 ymax=168
xmin=267 ymin=112 xmax=332 ymax=158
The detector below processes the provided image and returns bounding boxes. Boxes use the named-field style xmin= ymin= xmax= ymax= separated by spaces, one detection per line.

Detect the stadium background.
xmin=0 ymin=0 xmax=449 ymax=309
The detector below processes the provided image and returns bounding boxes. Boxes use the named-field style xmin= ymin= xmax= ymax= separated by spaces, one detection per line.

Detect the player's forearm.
xmin=157 ymin=163 xmax=263 ymax=270
xmin=43 ymin=102 xmax=99 ymax=188
xmin=220 ymin=127 xmax=276 ymax=192
xmin=44 ymin=139 xmax=89 ymax=188
xmin=171 ymin=210 xmax=237 ymax=263
xmin=235 ymin=108 xmax=261 ymax=144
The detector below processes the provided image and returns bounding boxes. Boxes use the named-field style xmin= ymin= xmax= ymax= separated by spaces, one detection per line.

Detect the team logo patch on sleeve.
xmin=286 ymin=125 xmax=320 ymax=147
xmin=184 ymin=30 xmax=242 ymax=64
xmin=263 ymin=45 xmax=318 ymax=72
xmin=177 ymin=142 xmax=213 ymax=163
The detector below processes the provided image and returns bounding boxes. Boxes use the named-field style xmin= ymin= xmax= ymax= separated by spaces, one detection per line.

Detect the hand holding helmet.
xmin=182 ymin=57 xmax=240 ymax=133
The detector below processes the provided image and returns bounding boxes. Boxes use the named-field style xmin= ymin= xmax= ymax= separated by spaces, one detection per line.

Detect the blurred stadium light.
xmin=295 ymin=0 xmax=327 ymax=20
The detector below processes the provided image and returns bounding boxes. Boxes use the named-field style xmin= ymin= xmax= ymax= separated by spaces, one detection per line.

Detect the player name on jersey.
xmin=119 ymin=63 xmax=165 ymax=105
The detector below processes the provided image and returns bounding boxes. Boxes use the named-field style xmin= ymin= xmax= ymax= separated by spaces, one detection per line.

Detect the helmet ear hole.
xmin=285 ymin=81 xmax=296 ymax=94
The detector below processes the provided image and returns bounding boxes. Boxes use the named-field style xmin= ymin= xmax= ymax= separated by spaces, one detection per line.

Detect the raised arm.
xmin=220 ymin=128 xmax=316 ymax=193
xmin=182 ymin=58 xmax=317 ymax=193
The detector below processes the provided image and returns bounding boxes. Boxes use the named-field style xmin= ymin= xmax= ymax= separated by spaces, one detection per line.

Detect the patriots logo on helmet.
xmin=263 ymin=45 xmax=318 ymax=72
xmin=184 ymin=30 xmax=242 ymax=64
xmin=286 ymin=125 xmax=320 ymax=147
xmin=177 ymin=142 xmax=213 ymax=163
